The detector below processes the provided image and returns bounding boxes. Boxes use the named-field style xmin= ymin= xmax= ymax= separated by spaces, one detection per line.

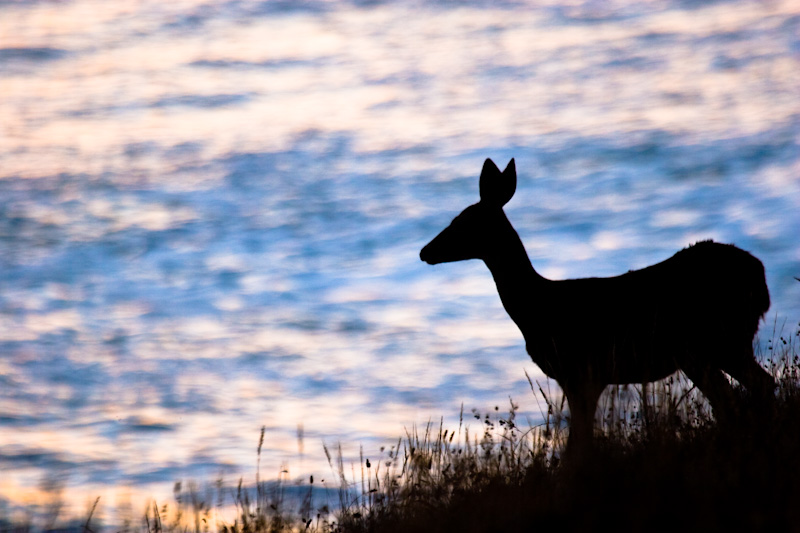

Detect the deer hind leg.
xmin=721 ymin=345 xmax=776 ymax=406
xmin=679 ymin=360 xmax=738 ymax=421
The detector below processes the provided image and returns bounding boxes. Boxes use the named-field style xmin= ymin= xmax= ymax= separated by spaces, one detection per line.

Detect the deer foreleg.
xmin=564 ymin=384 xmax=604 ymax=454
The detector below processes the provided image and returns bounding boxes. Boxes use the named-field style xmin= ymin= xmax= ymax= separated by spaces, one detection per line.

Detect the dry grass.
xmin=4 ymin=322 xmax=800 ymax=532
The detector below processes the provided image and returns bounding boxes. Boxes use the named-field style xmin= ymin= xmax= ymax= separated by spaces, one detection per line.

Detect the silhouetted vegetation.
xmin=3 ymin=325 xmax=800 ymax=532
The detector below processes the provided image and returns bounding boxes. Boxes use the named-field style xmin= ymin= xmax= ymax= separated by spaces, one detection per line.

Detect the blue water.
xmin=1 ymin=0 xmax=799 ymax=523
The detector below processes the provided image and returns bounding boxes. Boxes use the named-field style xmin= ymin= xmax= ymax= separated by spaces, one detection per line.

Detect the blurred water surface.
xmin=1 ymin=0 xmax=799 ymax=522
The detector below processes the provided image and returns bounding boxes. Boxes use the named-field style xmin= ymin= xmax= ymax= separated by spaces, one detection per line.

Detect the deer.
xmin=420 ymin=158 xmax=775 ymax=451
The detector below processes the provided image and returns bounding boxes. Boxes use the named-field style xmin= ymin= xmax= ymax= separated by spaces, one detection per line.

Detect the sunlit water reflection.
xmin=1 ymin=0 xmax=799 ymax=524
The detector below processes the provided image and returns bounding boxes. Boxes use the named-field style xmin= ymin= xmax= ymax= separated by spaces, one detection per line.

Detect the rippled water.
xmin=1 ymin=0 xmax=799 ymax=523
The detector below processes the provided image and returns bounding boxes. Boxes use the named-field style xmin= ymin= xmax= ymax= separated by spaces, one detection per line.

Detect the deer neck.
xmin=481 ymin=221 xmax=547 ymax=332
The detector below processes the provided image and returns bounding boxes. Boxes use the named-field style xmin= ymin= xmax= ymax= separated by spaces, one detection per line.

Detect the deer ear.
xmin=480 ymin=158 xmax=516 ymax=207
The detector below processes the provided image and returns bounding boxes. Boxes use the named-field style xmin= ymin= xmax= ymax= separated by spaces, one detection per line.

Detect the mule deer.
xmin=420 ymin=158 xmax=774 ymax=449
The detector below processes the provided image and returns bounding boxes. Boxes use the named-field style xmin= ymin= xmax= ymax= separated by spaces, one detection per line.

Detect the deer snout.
xmin=420 ymin=241 xmax=444 ymax=265
xmin=420 ymin=244 xmax=434 ymax=264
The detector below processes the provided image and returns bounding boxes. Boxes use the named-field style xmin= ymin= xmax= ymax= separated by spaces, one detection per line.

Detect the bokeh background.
xmin=2 ymin=0 xmax=799 ymax=523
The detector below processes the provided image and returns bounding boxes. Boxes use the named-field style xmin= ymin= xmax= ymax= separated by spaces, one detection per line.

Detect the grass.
xmin=4 ymin=322 xmax=800 ymax=532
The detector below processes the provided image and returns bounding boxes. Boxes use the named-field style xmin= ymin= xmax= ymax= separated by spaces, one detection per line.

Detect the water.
xmin=1 ymin=0 xmax=799 ymax=523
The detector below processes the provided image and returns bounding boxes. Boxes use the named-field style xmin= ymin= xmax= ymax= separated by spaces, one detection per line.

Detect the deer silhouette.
xmin=420 ymin=158 xmax=774 ymax=450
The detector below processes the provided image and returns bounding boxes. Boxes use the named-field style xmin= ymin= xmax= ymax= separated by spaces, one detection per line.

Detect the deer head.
xmin=420 ymin=158 xmax=517 ymax=265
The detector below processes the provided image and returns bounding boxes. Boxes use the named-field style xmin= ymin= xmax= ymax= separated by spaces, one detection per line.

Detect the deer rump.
xmin=524 ymin=240 xmax=770 ymax=386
